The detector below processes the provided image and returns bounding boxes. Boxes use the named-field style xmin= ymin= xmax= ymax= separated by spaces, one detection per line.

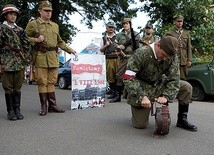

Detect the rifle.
xmin=129 ymin=21 xmax=138 ymax=51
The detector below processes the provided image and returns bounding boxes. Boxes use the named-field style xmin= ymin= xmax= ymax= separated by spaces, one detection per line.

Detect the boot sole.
xmin=176 ymin=124 xmax=198 ymax=132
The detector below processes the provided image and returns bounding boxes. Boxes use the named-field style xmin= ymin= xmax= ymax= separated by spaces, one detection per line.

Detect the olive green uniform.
xmin=25 ymin=16 xmax=75 ymax=115
xmin=166 ymin=29 xmax=192 ymax=80
xmin=25 ymin=17 xmax=74 ymax=93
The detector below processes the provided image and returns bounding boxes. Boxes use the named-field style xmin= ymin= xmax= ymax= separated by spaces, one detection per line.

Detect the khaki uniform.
xmin=101 ymin=33 xmax=118 ymax=84
xmin=25 ymin=17 xmax=74 ymax=93
xmin=139 ymin=35 xmax=155 ymax=47
xmin=166 ymin=29 xmax=192 ymax=80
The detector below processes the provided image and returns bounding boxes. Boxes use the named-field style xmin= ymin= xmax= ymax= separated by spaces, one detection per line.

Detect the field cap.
xmin=39 ymin=1 xmax=53 ymax=11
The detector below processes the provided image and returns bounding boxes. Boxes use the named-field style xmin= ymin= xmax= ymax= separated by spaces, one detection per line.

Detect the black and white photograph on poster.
xmin=71 ymin=54 xmax=106 ymax=110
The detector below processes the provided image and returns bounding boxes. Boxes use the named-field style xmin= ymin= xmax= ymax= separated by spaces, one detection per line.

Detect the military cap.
xmin=122 ymin=18 xmax=131 ymax=24
xmin=145 ymin=23 xmax=153 ymax=29
xmin=106 ymin=21 xmax=116 ymax=28
xmin=173 ymin=15 xmax=184 ymax=20
xmin=159 ymin=36 xmax=178 ymax=56
xmin=38 ymin=1 xmax=53 ymax=11
xmin=1 ymin=4 xmax=20 ymax=17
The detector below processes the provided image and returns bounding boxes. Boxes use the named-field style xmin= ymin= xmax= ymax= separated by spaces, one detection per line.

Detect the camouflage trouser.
xmin=106 ymin=58 xmax=118 ymax=84
xmin=116 ymin=57 xmax=128 ymax=86
xmin=35 ymin=67 xmax=58 ymax=93
xmin=125 ymin=79 xmax=192 ymax=129
xmin=1 ymin=69 xmax=24 ymax=94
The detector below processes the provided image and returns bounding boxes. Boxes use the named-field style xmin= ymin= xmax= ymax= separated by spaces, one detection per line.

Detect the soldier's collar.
xmin=38 ymin=17 xmax=52 ymax=25
xmin=2 ymin=21 xmax=17 ymax=28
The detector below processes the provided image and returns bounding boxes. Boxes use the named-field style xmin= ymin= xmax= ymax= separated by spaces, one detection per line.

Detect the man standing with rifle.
xmin=100 ymin=21 xmax=118 ymax=97
xmin=0 ymin=4 xmax=31 ymax=120
xmin=109 ymin=18 xmax=140 ymax=103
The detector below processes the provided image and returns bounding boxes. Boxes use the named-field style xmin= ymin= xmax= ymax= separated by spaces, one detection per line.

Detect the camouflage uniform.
xmin=0 ymin=4 xmax=31 ymax=120
xmin=125 ymin=42 xmax=197 ymax=131
xmin=25 ymin=1 xmax=75 ymax=116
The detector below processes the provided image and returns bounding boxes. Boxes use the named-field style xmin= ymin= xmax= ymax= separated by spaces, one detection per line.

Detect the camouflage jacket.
xmin=0 ymin=23 xmax=31 ymax=71
xmin=125 ymin=45 xmax=180 ymax=106
xmin=116 ymin=29 xmax=140 ymax=55
xmin=166 ymin=29 xmax=192 ymax=65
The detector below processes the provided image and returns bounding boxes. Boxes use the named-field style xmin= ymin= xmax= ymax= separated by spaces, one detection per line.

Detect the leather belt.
xmin=34 ymin=45 xmax=57 ymax=52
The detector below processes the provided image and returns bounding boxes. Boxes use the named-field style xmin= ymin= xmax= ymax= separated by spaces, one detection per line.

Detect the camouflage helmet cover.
xmin=1 ymin=4 xmax=20 ymax=17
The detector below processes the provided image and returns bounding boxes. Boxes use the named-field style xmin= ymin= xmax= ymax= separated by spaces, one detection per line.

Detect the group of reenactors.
xmin=100 ymin=15 xmax=197 ymax=132
xmin=0 ymin=1 xmax=197 ymax=134
xmin=0 ymin=1 xmax=76 ymax=121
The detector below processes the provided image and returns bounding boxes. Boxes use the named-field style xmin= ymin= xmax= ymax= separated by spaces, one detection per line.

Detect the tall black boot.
xmin=13 ymin=92 xmax=24 ymax=120
xmin=5 ymin=94 xmax=17 ymax=121
xmin=107 ymin=83 xmax=116 ymax=99
xmin=176 ymin=103 xmax=197 ymax=132
xmin=106 ymin=83 xmax=115 ymax=95
xmin=109 ymin=85 xmax=122 ymax=103
xmin=39 ymin=93 xmax=48 ymax=116
xmin=47 ymin=92 xmax=65 ymax=113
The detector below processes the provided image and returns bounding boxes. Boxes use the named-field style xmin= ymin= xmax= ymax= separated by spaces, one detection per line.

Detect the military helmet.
xmin=38 ymin=1 xmax=53 ymax=11
xmin=106 ymin=21 xmax=116 ymax=28
xmin=1 ymin=4 xmax=20 ymax=17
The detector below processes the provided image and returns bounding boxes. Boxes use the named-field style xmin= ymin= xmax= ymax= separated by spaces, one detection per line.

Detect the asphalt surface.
xmin=0 ymin=83 xmax=214 ymax=155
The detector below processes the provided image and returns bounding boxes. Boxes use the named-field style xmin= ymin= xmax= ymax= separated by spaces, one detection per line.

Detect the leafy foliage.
xmin=140 ymin=0 xmax=214 ymax=55
xmin=0 ymin=0 xmax=138 ymax=43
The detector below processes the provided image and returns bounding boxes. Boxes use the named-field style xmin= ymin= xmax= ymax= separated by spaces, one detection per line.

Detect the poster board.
xmin=71 ymin=54 xmax=106 ymax=110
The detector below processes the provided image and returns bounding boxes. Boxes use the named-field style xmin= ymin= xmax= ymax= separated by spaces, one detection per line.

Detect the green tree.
xmin=0 ymin=0 xmax=138 ymax=43
xmin=139 ymin=0 xmax=214 ymax=56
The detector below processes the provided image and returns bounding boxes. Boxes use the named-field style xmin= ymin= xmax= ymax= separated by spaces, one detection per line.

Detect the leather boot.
xmin=107 ymin=90 xmax=116 ymax=99
xmin=107 ymin=83 xmax=116 ymax=99
xmin=176 ymin=103 xmax=197 ymax=132
xmin=47 ymin=92 xmax=65 ymax=113
xmin=5 ymin=94 xmax=17 ymax=121
xmin=109 ymin=85 xmax=122 ymax=103
xmin=106 ymin=83 xmax=116 ymax=95
xmin=39 ymin=93 xmax=48 ymax=116
xmin=122 ymin=88 xmax=128 ymax=99
xmin=13 ymin=92 xmax=24 ymax=120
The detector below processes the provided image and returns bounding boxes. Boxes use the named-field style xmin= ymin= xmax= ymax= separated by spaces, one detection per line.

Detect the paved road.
xmin=0 ymin=83 xmax=214 ymax=155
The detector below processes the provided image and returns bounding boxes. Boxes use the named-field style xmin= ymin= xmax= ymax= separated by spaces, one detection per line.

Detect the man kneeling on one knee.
xmin=124 ymin=36 xmax=197 ymax=132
